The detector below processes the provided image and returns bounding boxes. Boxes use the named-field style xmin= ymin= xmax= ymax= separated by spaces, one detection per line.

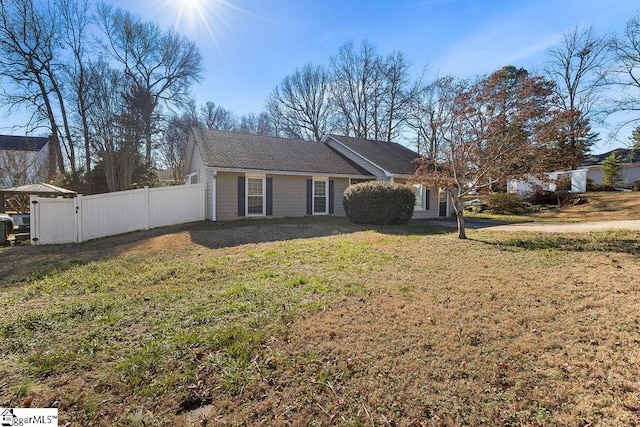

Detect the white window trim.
xmin=414 ymin=184 xmax=425 ymax=211
xmin=246 ymin=174 xmax=266 ymax=217
xmin=312 ymin=176 xmax=329 ymax=215
xmin=186 ymin=172 xmax=198 ymax=185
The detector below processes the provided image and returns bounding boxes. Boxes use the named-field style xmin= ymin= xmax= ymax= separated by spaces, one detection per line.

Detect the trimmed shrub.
xmin=343 ymin=181 xmax=415 ymax=225
xmin=487 ymin=193 xmax=524 ymax=214
xmin=632 ymin=180 xmax=640 ymax=192
xmin=589 ymin=183 xmax=617 ymax=192
xmin=528 ymin=190 xmax=576 ymax=207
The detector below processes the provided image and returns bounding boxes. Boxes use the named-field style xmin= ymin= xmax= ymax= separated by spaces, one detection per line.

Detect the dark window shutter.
xmin=266 ymin=177 xmax=273 ymax=216
xmin=425 ymin=189 xmax=430 ymax=210
xmin=237 ymin=176 xmax=245 ymax=217
xmin=329 ymin=180 xmax=334 ymax=214
xmin=306 ymin=179 xmax=313 ymax=215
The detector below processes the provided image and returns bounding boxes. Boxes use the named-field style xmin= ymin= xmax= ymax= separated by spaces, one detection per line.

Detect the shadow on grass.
xmin=474 ymin=231 xmax=640 ymax=255
xmin=0 ymin=222 xmax=210 ymax=287
xmin=188 ymin=216 xmax=453 ymax=249
xmin=0 ymin=217 xmax=454 ymax=287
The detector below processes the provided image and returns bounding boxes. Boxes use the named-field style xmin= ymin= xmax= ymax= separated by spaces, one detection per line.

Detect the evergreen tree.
xmin=602 ymin=152 xmax=623 ymax=186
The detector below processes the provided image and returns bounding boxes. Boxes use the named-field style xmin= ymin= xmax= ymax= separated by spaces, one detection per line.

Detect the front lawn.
xmin=1 ymin=218 xmax=639 ymax=425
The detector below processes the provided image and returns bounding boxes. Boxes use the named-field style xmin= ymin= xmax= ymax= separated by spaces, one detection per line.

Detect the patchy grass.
xmin=532 ymin=191 xmax=640 ymax=221
xmin=1 ymin=218 xmax=640 ymax=425
xmin=467 ymin=191 xmax=640 ymax=223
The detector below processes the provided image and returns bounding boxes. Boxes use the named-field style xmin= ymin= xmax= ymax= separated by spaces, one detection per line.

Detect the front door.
xmin=438 ymin=191 xmax=448 ymax=217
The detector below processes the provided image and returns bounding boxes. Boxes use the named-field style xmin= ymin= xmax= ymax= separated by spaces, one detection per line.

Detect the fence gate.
xmin=31 ymin=197 xmax=78 ymax=244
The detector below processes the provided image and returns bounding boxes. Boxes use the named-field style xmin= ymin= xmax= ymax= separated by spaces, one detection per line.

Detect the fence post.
xmin=30 ymin=195 xmax=38 ymax=245
xmin=75 ymin=195 xmax=83 ymax=243
xmin=144 ymin=186 xmax=150 ymax=230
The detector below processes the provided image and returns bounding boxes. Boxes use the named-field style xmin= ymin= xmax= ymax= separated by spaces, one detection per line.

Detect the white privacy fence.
xmin=30 ymin=184 xmax=206 ymax=245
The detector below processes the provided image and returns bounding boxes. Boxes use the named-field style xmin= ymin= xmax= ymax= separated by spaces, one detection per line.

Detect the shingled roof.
xmin=582 ymin=148 xmax=640 ymax=166
xmin=0 ymin=135 xmax=49 ymax=151
xmin=325 ymin=135 xmax=421 ymax=175
xmin=191 ymin=129 xmax=374 ymax=177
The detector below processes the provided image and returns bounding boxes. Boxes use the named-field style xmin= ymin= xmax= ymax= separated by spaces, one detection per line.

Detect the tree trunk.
xmin=452 ymin=196 xmax=467 ymax=239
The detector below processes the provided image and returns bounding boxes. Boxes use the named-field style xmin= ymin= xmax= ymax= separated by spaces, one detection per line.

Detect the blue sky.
xmin=2 ymin=0 xmax=639 ymax=151
xmin=113 ymin=0 xmax=640 ymax=151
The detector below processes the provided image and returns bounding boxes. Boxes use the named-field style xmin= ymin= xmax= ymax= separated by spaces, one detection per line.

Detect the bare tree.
xmin=200 ymin=101 xmax=237 ymax=131
xmin=329 ymin=40 xmax=418 ymax=142
xmin=0 ymin=0 xmax=70 ymax=175
xmin=161 ymin=101 xmax=200 ymax=183
xmin=330 ymin=40 xmax=383 ymax=140
xmin=238 ymin=112 xmax=273 ymax=135
xmin=85 ymin=64 xmax=142 ymax=192
xmin=609 ymin=14 xmax=640 ymax=134
xmin=546 ymin=26 xmax=610 ymax=119
xmin=544 ymin=26 xmax=609 ymax=166
xmin=97 ymin=4 xmax=204 ymax=165
xmin=380 ymin=51 xmax=421 ymax=142
xmin=414 ymin=67 xmax=557 ymax=239
xmin=266 ymin=63 xmax=334 ymax=141
xmin=407 ymin=75 xmax=458 ymax=157
xmin=59 ymin=0 xmax=94 ymax=173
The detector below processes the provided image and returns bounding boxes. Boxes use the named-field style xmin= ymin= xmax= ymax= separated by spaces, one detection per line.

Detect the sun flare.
xmin=168 ymin=0 xmax=221 ymax=46
xmin=160 ymin=0 xmax=255 ymax=57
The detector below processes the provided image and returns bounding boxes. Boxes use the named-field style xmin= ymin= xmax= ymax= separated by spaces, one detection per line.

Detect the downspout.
xmin=212 ymin=170 xmax=217 ymax=222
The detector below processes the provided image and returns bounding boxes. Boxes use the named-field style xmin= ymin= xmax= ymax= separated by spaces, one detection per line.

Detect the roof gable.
xmin=0 ymin=135 xmax=49 ymax=151
xmin=324 ymin=135 xmax=420 ymax=176
xmin=582 ymin=148 xmax=640 ymax=166
xmin=191 ymin=129 xmax=373 ymax=176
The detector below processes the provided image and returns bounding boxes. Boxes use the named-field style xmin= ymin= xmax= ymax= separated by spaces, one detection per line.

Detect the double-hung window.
xmin=313 ymin=178 xmax=328 ymax=215
xmin=246 ymin=175 xmax=265 ymax=216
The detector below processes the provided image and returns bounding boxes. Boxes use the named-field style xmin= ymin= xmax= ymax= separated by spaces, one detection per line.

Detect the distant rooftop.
xmin=0 ymin=135 xmax=49 ymax=152
xmin=582 ymin=148 xmax=640 ymax=166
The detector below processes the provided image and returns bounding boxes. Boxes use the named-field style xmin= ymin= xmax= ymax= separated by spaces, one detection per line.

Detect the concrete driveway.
xmin=477 ymin=220 xmax=640 ymax=233
xmin=426 ymin=218 xmax=640 ymax=233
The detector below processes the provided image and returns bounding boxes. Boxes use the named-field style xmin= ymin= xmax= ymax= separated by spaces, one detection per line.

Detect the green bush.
xmin=343 ymin=181 xmax=415 ymax=225
xmin=589 ymin=183 xmax=617 ymax=192
xmin=632 ymin=180 xmax=640 ymax=192
xmin=487 ymin=193 xmax=524 ymax=214
xmin=528 ymin=190 xmax=576 ymax=207
xmin=586 ymin=177 xmax=616 ymax=192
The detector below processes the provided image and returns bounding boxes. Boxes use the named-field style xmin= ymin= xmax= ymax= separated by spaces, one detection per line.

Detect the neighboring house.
xmin=184 ymin=129 xmax=448 ymax=221
xmin=156 ymin=168 xmax=182 ymax=186
xmin=0 ymin=134 xmax=53 ymax=187
xmin=579 ymin=148 xmax=640 ymax=187
xmin=508 ymin=169 xmax=589 ymax=197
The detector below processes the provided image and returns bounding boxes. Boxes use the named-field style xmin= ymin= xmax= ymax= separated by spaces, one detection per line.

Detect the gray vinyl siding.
xmin=270 ymin=175 xmax=349 ymax=217
xmin=271 ymin=174 xmax=307 ymax=217
xmin=332 ymin=178 xmax=350 ymax=216
xmin=215 ymin=172 xmax=351 ymax=220
xmin=326 ymin=139 xmax=389 ymax=181
xmin=188 ymin=143 xmax=205 ymax=179
xmin=205 ymin=170 xmax=215 ymax=220
xmin=188 ymin=145 xmax=215 ymax=220
xmin=216 ymin=171 xmax=243 ymax=221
